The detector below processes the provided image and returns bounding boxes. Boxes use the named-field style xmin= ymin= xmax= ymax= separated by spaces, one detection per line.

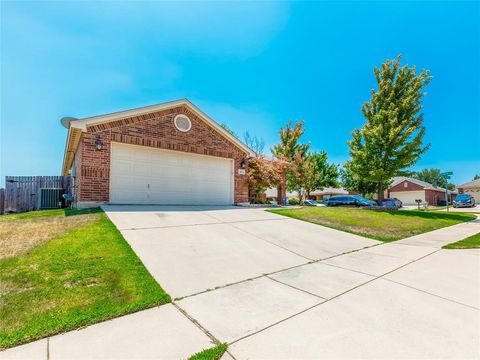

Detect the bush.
xmin=288 ymin=197 xmax=299 ymax=205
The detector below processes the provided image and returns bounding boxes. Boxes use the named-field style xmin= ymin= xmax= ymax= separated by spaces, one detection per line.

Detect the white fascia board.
xmin=67 ymin=99 xmax=255 ymax=156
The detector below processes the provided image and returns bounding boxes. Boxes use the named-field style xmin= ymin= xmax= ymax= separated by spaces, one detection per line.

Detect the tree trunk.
xmin=297 ymin=188 xmax=303 ymax=204
xmin=377 ymin=183 xmax=384 ymax=204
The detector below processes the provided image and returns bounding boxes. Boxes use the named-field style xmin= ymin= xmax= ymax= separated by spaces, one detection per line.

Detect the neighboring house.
xmin=386 ymin=177 xmax=457 ymax=205
xmin=306 ymin=187 xmax=351 ymax=201
xmin=61 ymin=99 xmax=286 ymax=208
xmin=457 ymin=179 xmax=480 ymax=203
xmin=265 ymin=187 xmax=350 ymax=201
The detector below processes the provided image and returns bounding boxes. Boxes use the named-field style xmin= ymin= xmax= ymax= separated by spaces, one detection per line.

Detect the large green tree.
xmin=413 ymin=168 xmax=455 ymax=190
xmin=340 ymin=164 xmax=378 ymax=197
xmin=311 ymin=152 xmax=340 ymax=190
xmin=348 ymin=55 xmax=432 ymax=201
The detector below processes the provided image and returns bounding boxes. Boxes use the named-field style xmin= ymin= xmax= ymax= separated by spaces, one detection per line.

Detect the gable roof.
xmin=61 ymin=99 xmax=255 ymax=174
xmin=458 ymin=179 xmax=480 ymax=188
xmin=390 ymin=176 xmax=457 ymax=193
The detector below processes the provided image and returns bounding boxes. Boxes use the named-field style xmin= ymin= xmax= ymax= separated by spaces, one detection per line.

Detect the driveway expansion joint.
xmin=119 ymin=217 xmax=288 ymax=232
xmin=382 ymin=278 xmax=480 ymax=310
xmin=265 ymin=275 xmax=327 ymax=300
xmin=228 ymin=247 xmax=445 ymax=345
xmin=172 ymin=302 xmax=220 ymax=346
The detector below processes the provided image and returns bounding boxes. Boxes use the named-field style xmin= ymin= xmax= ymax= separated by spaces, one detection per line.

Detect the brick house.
xmin=457 ymin=179 xmax=480 ymax=203
xmin=61 ymin=99 xmax=286 ymax=208
xmin=386 ymin=177 xmax=457 ymax=205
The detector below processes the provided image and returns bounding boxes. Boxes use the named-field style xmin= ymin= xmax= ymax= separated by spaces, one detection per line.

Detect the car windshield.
xmin=455 ymin=195 xmax=470 ymax=201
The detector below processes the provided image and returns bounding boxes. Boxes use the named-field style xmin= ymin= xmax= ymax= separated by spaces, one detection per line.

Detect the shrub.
xmin=288 ymin=197 xmax=299 ymax=205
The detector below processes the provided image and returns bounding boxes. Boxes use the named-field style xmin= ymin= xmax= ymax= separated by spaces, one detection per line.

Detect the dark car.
xmin=381 ymin=198 xmax=402 ymax=208
xmin=453 ymin=194 xmax=476 ymax=208
xmin=326 ymin=195 xmax=376 ymax=207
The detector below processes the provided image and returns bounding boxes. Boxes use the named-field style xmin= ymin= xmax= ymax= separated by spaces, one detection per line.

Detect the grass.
xmin=0 ymin=208 xmax=171 ymax=349
xmin=268 ymin=207 xmax=476 ymax=242
xmin=0 ymin=208 xmax=100 ymax=260
xmin=187 ymin=344 xmax=228 ymax=360
xmin=443 ymin=232 xmax=480 ymax=249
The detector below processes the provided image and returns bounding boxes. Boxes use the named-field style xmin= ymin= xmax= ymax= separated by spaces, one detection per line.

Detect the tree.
xmin=246 ymin=156 xmax=281 ymax=202
xmin=347 ymin=55 xmax=432 ymax=201
xmin=298 ymin=152 xmax=340 ymax=199
xmin=413 ymin=168 xmax=455 ymax=190
xmin=340 ymin=164 xmax=378 ymax=197
xmin=311 ymin=152 xmax=340 ymax=190
xmin=474 ymin=174 xmax=480 ymax=180
xmin=272 ymin=120 xmax=310 ymax=201
xmin=243 ymin=131 xmax=265 ymax=155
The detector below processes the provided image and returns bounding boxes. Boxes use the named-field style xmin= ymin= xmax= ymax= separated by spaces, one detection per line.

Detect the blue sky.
xmin=1 ymin=1 xmax=479 ymax=186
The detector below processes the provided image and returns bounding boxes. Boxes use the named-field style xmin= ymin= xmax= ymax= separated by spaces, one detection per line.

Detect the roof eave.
xmin=64 ymin=99 xmax=255 ymax=157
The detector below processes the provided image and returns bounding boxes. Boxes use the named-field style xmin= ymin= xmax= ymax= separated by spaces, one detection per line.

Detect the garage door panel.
xmin=110 ymin=143 xmax=233 ymax=205
xmin=390 ymin=191 xmax=425 ymax=205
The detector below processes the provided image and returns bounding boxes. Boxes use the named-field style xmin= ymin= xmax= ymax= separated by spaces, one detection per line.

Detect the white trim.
xmin=62 ymin=98 xmax=254 ymax=156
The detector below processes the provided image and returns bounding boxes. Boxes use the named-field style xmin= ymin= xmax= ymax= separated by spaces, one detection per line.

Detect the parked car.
xmin=381 ymin=198 xmax=402 ymax=209
xmin=453 ymin=194 xmax=476 ymax=208
xmin=326 ymin=195 xmax=376 ymax=207
xmin=304 ymin=199 xmax=325 ymax=207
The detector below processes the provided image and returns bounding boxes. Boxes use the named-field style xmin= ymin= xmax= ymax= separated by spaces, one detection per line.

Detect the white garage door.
xmin=464 ymin=189 xmax=480 ymax=203
xmin=390 ymin=191 xmax=425 ymax=205
xmin=110 ymin=142 xmax=234 ymax=205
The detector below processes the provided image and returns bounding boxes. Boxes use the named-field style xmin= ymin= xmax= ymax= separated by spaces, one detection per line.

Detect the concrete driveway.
xmin=103 ymin=205 xmax=379 ymax=298
xmin=2 ymin=206 xmax=479 ymax=359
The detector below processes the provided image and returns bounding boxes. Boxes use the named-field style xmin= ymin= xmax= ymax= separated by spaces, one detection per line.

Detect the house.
xmin=306 ymin=187 xmax=351 ymax=201
xmin=61 ymin=99 xmax=286 ymax=208
xmin=264 ymin=187 xmax=350 ymax=201
xmin=457 ymin=179 xmax=480 ymax=203
xmin=386 ymin=177 xmax=457 ymax=205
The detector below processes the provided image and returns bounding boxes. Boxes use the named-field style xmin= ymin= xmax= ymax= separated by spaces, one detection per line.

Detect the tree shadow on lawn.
xmin=388 ymin=210 xmax=476 ymax=222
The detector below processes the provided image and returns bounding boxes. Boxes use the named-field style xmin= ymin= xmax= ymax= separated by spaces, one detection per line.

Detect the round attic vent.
xmin=174 ymin=114 xmax=192 ymax=132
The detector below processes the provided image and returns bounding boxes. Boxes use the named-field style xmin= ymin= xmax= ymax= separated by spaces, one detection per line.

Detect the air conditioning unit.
xmin=39 ymin=188 xmax=65 ymax=210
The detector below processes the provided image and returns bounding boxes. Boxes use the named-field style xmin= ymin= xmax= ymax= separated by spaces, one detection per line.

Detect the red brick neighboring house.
xmin=387 ymin=177 xmax=457 ymax=205
xmin=61 ymin=99 xmax=283 ymax=208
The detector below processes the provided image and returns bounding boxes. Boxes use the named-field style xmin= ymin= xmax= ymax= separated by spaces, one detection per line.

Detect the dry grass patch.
xmin=0 ymin=210 xmax=98 ymax=259
xmin=0 ymin=208 xmax=170 ymax=349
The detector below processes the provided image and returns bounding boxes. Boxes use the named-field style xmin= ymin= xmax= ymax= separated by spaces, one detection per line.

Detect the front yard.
xmin=0 ymin=208 xmax=170 ymax=350
xmin=269 ymin=207 xmax=476 ymax=242
xmin=443 ymin=232 xmax=480 ymax=249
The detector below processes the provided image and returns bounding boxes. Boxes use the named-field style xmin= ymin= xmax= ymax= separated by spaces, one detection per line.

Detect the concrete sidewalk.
xmin=397 ymin=216 xmax=479 ymax=248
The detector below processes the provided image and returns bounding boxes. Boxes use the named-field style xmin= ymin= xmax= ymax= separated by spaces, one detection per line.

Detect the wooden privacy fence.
xmin=0 ymin=189 xmax=4 ymax=215
xmin=2 ymin=176 xmax=72 ymax=214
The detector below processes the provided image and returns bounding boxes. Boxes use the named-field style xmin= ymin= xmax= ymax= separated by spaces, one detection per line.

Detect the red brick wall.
xmin=75 ymin=105 xmax=250 ymax=204
xmin=425 ymin=189 xmax=455 ymax=205
xmin=389 ymin=180 xmax=424 ymax=192
xmin=72 ymin=142 xmax=82 ymax=202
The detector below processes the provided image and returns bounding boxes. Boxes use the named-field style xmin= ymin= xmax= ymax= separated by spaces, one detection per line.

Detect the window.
xmin=404 ymin=182 xmax=408 ymax=188
xmin=174 ymin=114 xmax=192 ymax=132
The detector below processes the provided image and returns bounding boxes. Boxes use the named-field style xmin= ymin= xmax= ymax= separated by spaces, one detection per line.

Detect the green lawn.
xmin=268 ymin=207 xmax=476 ymax=242
xmin=188 ymin=344 xmax=228 ymax=360
xmin=443 ymin=232 xmax=480 ymax=249
xmin=0 ymin=208 xmax=170 ymax=350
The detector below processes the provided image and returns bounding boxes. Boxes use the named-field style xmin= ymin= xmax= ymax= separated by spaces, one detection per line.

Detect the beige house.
xmin=457 ymin=179 xmax=480 ymax=202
